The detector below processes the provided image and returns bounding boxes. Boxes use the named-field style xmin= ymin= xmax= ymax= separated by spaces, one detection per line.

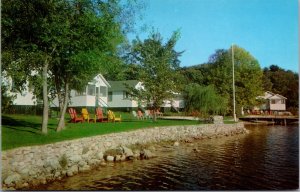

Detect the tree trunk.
xmin=56 ymin=82 xmax=69 ymax=132
xmin=41 ymin=59 xmax=49 ymax=134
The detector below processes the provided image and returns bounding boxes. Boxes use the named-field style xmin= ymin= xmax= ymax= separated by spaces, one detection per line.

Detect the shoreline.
xmin=2 ymin=122 xmax=247 ymax=190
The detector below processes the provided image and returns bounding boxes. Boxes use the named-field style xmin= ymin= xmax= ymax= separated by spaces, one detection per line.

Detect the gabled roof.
xmin=257 ymin=91 xmax=287 ymax=100
xmin=92 ymin=74 xmax=111 ymax=87
xmin=108 ymin=80 xmax=139 ymax=92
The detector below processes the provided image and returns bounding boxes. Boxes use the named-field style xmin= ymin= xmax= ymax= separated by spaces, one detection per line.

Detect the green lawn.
xmin=2 ymin=114 xmax=200 ymax=151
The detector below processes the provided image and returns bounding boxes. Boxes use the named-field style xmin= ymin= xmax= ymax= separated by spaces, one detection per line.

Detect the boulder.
xmin=96 ymin=152 xmax=104 ymax=160
xmin=44 ymin=158 xmax=61 ymax=170
xmin=213 ymin=116 xmax=224 ymax=124
xmin=106 ymin=156 xmax=114 ymax=162
xmin=68 ymin=155 xmax=82 ymax=165
xmin=140 ymin=149 xmax=155 ymax=159
xmin=79 ymin=165 xmax=91 ymax=172
xmin=4 ymin=173 xmax=21 ymax=185
xmin=78 ymin=160 xmax=87 ymax=167
xmin=88 ymin=159 xmax=100 ymax=166
xmin=173 ymin=141 xmax=180 ymax=147
xmin=67 ymin=165 xmax=78 ymax=177
xmin=115 ymin=155 xmax=122 ymax=161
xmin=121 ymin=146 xmax=134 ymax=157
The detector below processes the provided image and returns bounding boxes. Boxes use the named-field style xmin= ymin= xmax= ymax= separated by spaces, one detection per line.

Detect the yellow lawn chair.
xmin=107 ymin=110 xmax=121 ymax=122
xmin=81 ymin=108 xmax=93 ymax=123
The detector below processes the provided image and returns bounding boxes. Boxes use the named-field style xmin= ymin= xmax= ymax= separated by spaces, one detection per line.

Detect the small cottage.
xmin=256 ymin=91 xmax=287 ymax=112
xmin=51 ymin=74 xmax=110 ymax=108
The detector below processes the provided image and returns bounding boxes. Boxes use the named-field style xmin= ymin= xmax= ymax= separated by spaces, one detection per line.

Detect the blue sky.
xmin=129 ymin=0 xmax=298 ymax=72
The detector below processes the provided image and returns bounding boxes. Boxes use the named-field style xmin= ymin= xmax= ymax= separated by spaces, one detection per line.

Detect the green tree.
xmin=129 ymin=31 xmax=183 ymax=121
xmin=205 ymin=45 xmax=264 ymax=115
xmin=2 ymin=0 xmax=64 ymax=134
xmin=183 ymin=84 xmax=227 ymax=120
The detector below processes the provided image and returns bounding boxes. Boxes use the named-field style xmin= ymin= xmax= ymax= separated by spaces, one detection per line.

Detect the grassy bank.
xmin=2 ymin=114 xmax=200 ymax=151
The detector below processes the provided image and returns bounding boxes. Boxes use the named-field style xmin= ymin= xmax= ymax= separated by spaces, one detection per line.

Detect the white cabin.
xmin=51 ymin=74 xmax=110 ymax=108
xmin=256 ymin=91 xmax=287 ymax=111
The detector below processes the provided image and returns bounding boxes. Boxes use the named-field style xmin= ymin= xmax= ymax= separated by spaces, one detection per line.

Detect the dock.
xmin=239 ymin=115 xmax=299 ymax=125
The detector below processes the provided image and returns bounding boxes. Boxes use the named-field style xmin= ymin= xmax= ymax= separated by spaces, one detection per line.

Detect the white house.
xmin=256 ymin=91 xmax=287 ymax=111
xmin=2 ymin=72 xmax=37 ymax=106
xmin=108 ymin=80 xmax=185 ymax=111
xmin=107 ymin=80 xmax=142 ymax=110
xmin=51 ymin=74 xmax=110 ymax=108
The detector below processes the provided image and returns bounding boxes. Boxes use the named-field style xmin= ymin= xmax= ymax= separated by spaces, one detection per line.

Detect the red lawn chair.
xmin=94 ymin=107 xmax=108 ymax=123
xmin=68 ymin=108 xmax=84 ymax=123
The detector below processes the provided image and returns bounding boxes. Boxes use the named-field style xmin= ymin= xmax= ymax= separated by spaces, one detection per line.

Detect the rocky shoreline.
xmin=2 ymin=122 xmax=247 ymax=190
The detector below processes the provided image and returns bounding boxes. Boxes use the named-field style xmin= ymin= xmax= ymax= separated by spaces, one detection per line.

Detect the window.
xmin=123 ymin=91 xmax=131 ymax=99
xmin=87 ymin=85 xmax=95 ymax=96
xmin=281 ymin=99 xmax=285 ymax=104
xmin=100 ymin=86 xmax=107 ymax=97
xmin=271 ymin=100 xmax=275 ymax=104
xmin=75 ymin=88 xmax=86 ymax=96
xmin=108 ymin=92 xmax=112 ymax=102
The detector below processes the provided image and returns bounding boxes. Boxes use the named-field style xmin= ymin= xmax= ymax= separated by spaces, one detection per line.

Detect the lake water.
xmin=36 ymin=124 xmax=299 ymax=190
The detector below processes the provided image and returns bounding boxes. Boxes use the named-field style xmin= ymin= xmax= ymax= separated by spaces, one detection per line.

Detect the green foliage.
xmin=263 ymin=65 xmax=299 ymax=110
xmin=180 ymin=45 xmax=264 ymax=115
xmin=128 ymin=30 xmax=183 ymax=115
xmin=183 ymin=84 xmax=227 ymax=118
xmin=1 ymin=83 xmax=16 ymax=113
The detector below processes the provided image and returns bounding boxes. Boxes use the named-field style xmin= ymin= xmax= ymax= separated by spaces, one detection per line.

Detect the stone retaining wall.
xmin=2 ymin=123 xmax=246 ymax=189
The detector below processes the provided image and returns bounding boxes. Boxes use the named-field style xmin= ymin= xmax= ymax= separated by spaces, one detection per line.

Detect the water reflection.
xmin=36 ymin=124 xmax=299 ymax=190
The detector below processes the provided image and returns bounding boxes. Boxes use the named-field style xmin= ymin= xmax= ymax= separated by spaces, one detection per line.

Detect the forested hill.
xmin=179 ymin=63 xmax=299 ymax=112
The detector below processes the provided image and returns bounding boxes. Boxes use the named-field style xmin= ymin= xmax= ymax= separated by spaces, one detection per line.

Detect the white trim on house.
xmin=51 ymin=74 xmax=110 ymax=108
xmin=256 ymin=91 xmax=287 ymax=111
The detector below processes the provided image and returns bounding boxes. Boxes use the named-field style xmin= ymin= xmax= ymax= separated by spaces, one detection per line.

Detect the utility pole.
xmin=232 ymin=44 xmax=237 ymax=122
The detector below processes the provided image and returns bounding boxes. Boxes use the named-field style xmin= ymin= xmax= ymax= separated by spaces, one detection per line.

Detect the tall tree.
xmin=2 ymin=0 xmax=64 ymax=134
xmin=129 ymin=31 xmax=183 ymax=121
xmin=184 ymin=45 xmax=264 ymax=116
xmin=183 ymin=84 xmax=227 ymax=120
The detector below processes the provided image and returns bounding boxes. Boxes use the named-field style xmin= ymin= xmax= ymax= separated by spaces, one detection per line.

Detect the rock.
xmin=54 ymin=171 xmax=61 ymax=178
xmin=106 ymin=155 xmax=114 ymax=162
xmin=18 ymin=167 xmax=30 ymax=177
xmin=66 ymin=171 xmax=74 ymax=177
xmin=67 ymin=165 xmax=78 ymax=176
xmin=100 ymin=161 xmax=107 ymax=166
xmin=213 ymin=116 xmax=224 ymax=124
xmin=67 ymin=154 xmax=82 ymax=166
xmin=88 ymin=159 xmax=100 ymax=166
xmin=78 ymin=160 xmax=87 ymax=167
xmin=120 ymin=154 xmax=126 ymax=161
xmin=173 ymin=141 xmax=180 ymax=147
xmin=96 ymin=152 xmax=104 ymax=160
xmin=122 ymin=146 xmax=133 ymax=157
xmin=79 ymin=165 xmax=90 ymax=172
xmin=44 ymin=158 xmax=61 ymax=170
xmin=4 ymin=173 xmax=21 ymax=185
xmin=140 ymin=149 xmax=155 ymax=159
xmin=115 ymin=155 xmax=121 ymax=161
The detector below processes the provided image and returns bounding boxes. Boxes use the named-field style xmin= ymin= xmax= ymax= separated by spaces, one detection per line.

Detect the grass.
xmin=1 ymin=113 xmax=200 ymax=151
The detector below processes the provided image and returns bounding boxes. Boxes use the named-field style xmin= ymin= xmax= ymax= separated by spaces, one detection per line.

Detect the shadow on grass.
xmin=2 ymin=115 xmax=57 ymax=135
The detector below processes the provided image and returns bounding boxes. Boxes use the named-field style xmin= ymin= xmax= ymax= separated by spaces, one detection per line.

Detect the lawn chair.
xmin=68 ymin=108 xmax=84 ymax=123
xmin=156 ymin=109 xmax=163 ymax=116
xmin=81 ymin=108 xmax=93 ymax=123
xmin=95 ymin=107 xmax=108 ymax=123
xmin=108 ymin=110 xmax=121 ymax=122
xmin=132 ymin=111 xmax=138 ymax=118
xmin=145 ymin=110 xmax=152 ymax=119
xmin=137 ymin=110 xmax=144 ymax=120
